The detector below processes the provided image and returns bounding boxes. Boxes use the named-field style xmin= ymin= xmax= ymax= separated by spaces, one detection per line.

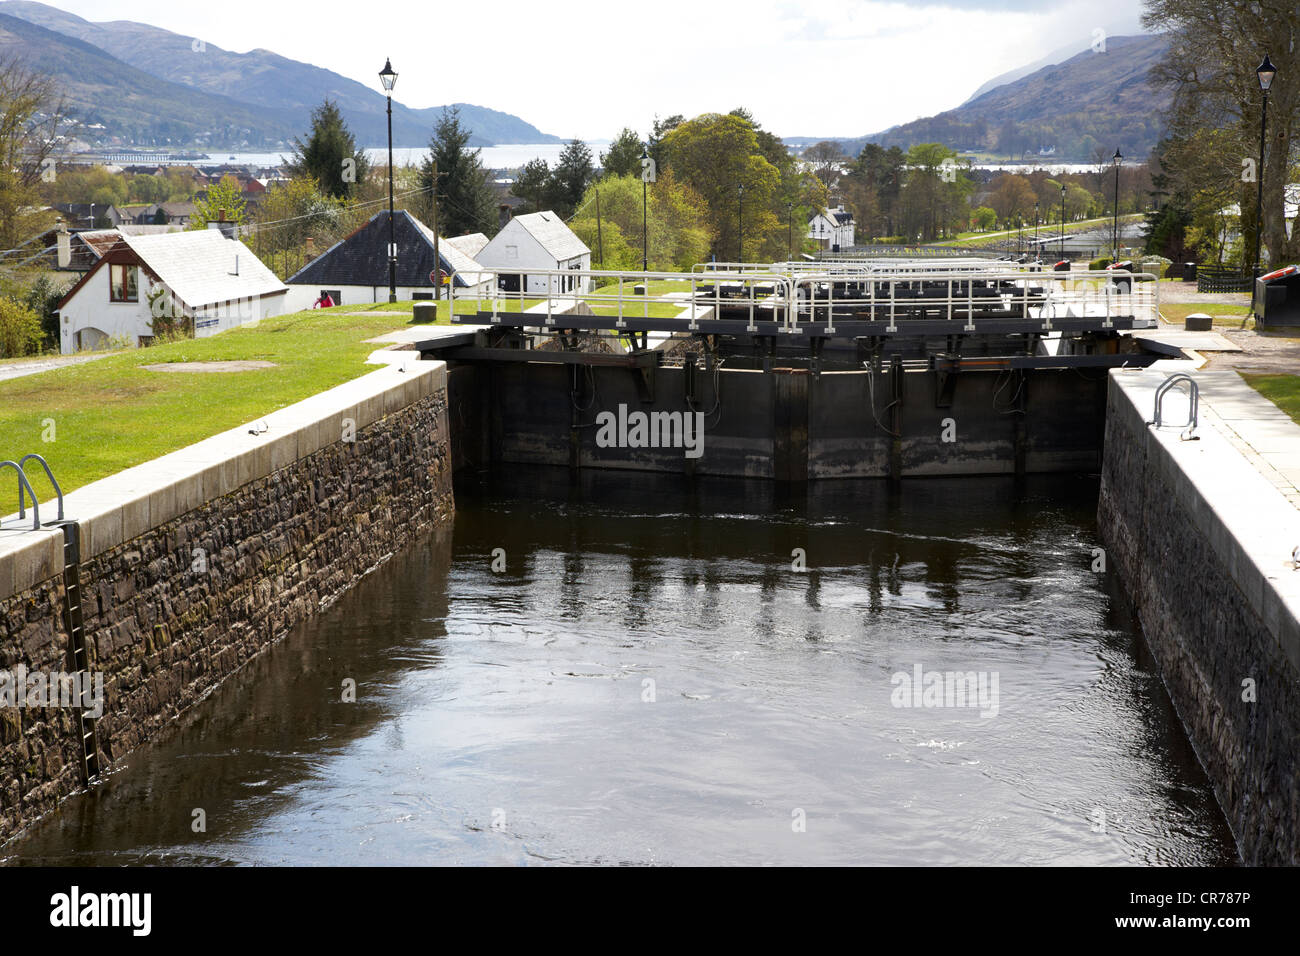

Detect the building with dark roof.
xmin=284 ymin=209 xmax=491 ymax=311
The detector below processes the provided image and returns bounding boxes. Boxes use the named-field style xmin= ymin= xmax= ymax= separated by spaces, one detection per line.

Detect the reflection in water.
xmin=4 ymin=469 xmax=1236 ymax=865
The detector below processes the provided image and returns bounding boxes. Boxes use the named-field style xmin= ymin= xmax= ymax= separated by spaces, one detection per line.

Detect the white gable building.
xmin=475 ymin=211 xmax=591 ymax=295
xmin=56 ymin=230 xmax=288 ymax=353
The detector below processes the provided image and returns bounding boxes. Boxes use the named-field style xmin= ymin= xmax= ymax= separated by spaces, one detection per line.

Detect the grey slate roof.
xmin=509 ymin=211 xmax=589 ymax=261
xmin=287 ymin=210 xmax=486 ymax=288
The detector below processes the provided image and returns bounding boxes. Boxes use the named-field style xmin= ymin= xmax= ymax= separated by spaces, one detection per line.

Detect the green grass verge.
xmin=0 ymin=308 xmax=442 ymax=495
xmin=1158 ymin=302 xmax=1252 ymax=328
xmin=1242 ymin=374 xmax=1300 ymax=425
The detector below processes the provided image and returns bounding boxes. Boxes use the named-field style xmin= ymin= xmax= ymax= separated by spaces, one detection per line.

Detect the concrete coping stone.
xmin=0 ymin=359 xmax=447 ymax=601
xmin=1109 ymin=367 xmax=1300 ymax=668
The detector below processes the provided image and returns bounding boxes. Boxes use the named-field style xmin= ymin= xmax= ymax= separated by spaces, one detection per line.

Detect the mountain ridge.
xmin=0 ymin=0 xmax=560 ymax=147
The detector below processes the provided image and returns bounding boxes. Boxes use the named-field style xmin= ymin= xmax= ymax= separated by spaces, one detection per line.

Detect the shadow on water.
xmin=4 ymin=467 xmax=1237 ymax=865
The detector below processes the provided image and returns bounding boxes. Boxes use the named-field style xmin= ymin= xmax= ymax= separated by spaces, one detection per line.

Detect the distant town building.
xmin=807 ymin=204 xmax=855 ymax=253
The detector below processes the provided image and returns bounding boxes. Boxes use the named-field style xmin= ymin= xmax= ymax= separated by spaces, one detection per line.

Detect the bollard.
xmin=412 ymin=302 xmax=437 ymax=324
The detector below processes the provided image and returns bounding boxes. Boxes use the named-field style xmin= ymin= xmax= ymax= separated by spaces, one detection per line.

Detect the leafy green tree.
xmin=570 ymin=172 xmax=712 ymax=271
xmin=285 ymin=100 xmax=369 ymax=200
xmin=600 ymin=128 xmax=645 ymax=178
xmin=419 ymin=107 xmax=497 ymax=236
xmin=897 ymin=143 xmax=973 ymax=241
xmin=190 ymin=175 xmax=247 ymax=230
xmin=0 ymin=298 xmax=42 ymax=358
xmin=972 ymin=206 xmax=997 ymax=231
xmin=661 ymin=113 xmax=780 ymax=260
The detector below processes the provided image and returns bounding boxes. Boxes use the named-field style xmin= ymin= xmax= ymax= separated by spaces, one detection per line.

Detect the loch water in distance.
xmin=5 ymin=468 xmax=1236 ymax=865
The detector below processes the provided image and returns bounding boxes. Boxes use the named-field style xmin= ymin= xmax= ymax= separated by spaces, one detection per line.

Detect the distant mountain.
xmin=791 ymin=34 xmax=1172 ymax=162
xmin=0 ymin=0 xmax=560 ymax=148
xmin=0 ymin=13 xmax=303 ymax=146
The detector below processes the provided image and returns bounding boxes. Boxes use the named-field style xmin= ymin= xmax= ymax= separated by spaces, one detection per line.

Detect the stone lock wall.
xmin=0 ymin=363 xmax=453 ymax=844
xmin=1098 ymin=369 xmax=1300 ymax=865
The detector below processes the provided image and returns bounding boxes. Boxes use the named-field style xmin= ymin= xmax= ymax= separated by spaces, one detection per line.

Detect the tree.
xmin=1143 ymin=0 xmax=1299 ymax=269
xmin=190 ymin=175 xmax=247 ymax=230
xmin=552 ymin=139 xmax=596 ymax=218
xmin=511 ymin=158 xmax=555 ymax=214
xmin=661 ymin=113 xmax=780 ymax=260
xmin=972 ymin=206 xmax=997 ymax=231
xmin=989 ymin=173 xmax=1038 ymax=224
xmin=601 ymin=128 xmax=644 ymax=178
xmin=897 ymin=144 xmax=973 ymax=241
xmin=285 ymin=100 xmax=369 ymax=200
xmin=0 ymin=54 xmax=67 ymax=248
xmin=570 ymin=172 xmax=712 ymax=271
xmin=0 ymin=298 xmax=42 ymax=359
xmin=804 ymin=141 xmax=846 ymax=191
xmin=420 ymin=107 xmax=497 ymax=236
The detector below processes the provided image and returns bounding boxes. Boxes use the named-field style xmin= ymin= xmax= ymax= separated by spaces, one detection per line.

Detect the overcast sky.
xmin=46 ymin=0 xmax=1147 ymax=140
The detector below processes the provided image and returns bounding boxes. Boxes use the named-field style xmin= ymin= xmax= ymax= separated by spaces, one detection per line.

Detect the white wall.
xmin=60 ymin=268 xmax=288 ymax=354
xmin=59 ymin=266 xmax=151 ymax=354
xmin=479 ymin=220 xmax=592 ymax=295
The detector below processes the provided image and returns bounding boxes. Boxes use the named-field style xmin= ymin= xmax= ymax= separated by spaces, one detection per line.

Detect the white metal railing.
xmin=447 ymin=267 xmax=1158 ymax=334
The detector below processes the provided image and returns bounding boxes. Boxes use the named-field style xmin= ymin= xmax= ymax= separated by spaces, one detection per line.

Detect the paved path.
xmin=0 ymin=352 xmax=113 ymax=383
xmin=1193 ymin=371 xmax=1300 ymax=510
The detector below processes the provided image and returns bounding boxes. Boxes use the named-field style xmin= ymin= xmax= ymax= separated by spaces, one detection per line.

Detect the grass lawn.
xmin=592 ymin=278 xmax=696 ymax=295
xmin=0 ymin=308 xmax=446 ymax=496
xmin=1243 ymin=374 xmax=1300 ymax=425
xmin=939 ymin=214 xmax=1144 ymax=248
xmin=587 ymin=302 xmax=693 ymax=319
xmin=1158 ymin=302 xmax=1253 ymax=328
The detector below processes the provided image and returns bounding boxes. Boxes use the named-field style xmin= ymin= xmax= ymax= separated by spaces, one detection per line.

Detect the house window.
xmin=109 ymin=263 xmax=138 ymax=302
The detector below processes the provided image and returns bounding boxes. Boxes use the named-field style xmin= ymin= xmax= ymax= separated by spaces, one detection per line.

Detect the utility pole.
xmin=595 ymin=186 xmax=605 ymax=268
xmin=431 ymin=160 xmax=440 ymax=305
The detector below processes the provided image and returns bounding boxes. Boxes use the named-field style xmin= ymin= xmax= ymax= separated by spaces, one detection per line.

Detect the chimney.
xmin=305 ymin=236 xmax=316 ymax=262
xmin=498 ymin=203 xmax=512 ymax=231
xmin=56 ymin=221 xmax=70 ymax=269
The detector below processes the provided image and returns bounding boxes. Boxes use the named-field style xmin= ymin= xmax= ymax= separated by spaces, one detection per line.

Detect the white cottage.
xmin=56 ymin=230 xmax=287 ymax=353
xmin=807 ymin=205 xmax=855 ymax=253
xmin=475 ymin=211 xmax=591 ymax=295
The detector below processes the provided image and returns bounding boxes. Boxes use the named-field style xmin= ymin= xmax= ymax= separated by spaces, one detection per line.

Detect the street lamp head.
xmin=379 ymin=58 xmax=398 ymax=93
xmin=641 ymin=143 xmax=649 ymax=160
xmin=1061 ymin=183 xmax=1067 ymax=195
xmin=1258 ymin=53 xmax=1276 ymax=92
xmin=1112 ymin=148 xmax=1122 ymax=167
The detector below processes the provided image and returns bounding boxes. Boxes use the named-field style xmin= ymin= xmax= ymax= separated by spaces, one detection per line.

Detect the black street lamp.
xmin=379 ymin=58 xmax=398 ymax=303
xmin=1033 ymin=201 xmax=1039 ymax=262
xmin=737 ymin=183 xmax=745 ymax=262
xmin=1017 ymin=217 xmax=1023 ymax=258
xmin=1059 ymin=182 xmax=1067 ymax=261
xmin=641 ymin=144 xmax=649 ymax=273
xmin=786 ymin=201 xmax=794 ymax=262
xmin=1111 ymin=147 xmax=1122 ymax=261
xmin=1254 ymin=53 xmax=1276 ymax=278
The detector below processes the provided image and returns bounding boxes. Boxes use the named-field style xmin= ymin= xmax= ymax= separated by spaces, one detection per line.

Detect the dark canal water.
xmin=4 ymin=468 xmax=1236 ymax=865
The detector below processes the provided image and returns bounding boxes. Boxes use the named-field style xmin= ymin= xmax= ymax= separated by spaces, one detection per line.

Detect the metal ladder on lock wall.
xmin=3 ymin=454 xmax=100 ymax=782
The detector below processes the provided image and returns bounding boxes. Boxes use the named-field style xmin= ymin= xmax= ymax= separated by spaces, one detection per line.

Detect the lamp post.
xmin=1111 ymin=147 xmax=1122 ymax=261
xmin=1017 ymin=218 xmax=1023 ymax=258
xmin=1059 ymin=183 xmax=1067 ymax=261
xmin=641 ymin=144 xmax=649 ymax=273
xmin=379 ymin=58 xmax=398 ymax=303
xmin=1254 ymin=54 xmax=1276 ymax=279
xmin=1033 ymin=201 xmax=1039 ymax=262
xmin=786 ymin=201 xmax=793 ymax=262
xmin=737 ymin=183 xmax=745 ymax=262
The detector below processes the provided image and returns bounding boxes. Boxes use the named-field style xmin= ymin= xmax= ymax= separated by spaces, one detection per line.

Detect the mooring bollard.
xmin=412 ymin=302 xmax=436 ymax=324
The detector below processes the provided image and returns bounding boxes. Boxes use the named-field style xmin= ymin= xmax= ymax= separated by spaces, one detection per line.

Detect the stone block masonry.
xmin=1099 ymin=366 xmax=1300 ymax=865
xmin=0 ymin=360 xmax=453 ymax=844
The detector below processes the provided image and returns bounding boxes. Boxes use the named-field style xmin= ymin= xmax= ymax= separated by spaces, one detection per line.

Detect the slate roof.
xmin=444 ymin=232 xmax=489 ymax=259
xmin=508 ymin=211 xmax=589 ymax=261
xmin=123 ymin=230 xmax=286 ymax=308
xmin=287 ymin=210 xmax=487 ymax=288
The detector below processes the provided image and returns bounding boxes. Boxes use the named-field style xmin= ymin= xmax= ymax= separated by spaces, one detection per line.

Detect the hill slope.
xmin=795 ymin=34 xmax=1171 ymax=162
xmin=0 ymin=12 xmax=304 ymax=146
xmin=0 ymin=0 xmax=559 ymax=147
